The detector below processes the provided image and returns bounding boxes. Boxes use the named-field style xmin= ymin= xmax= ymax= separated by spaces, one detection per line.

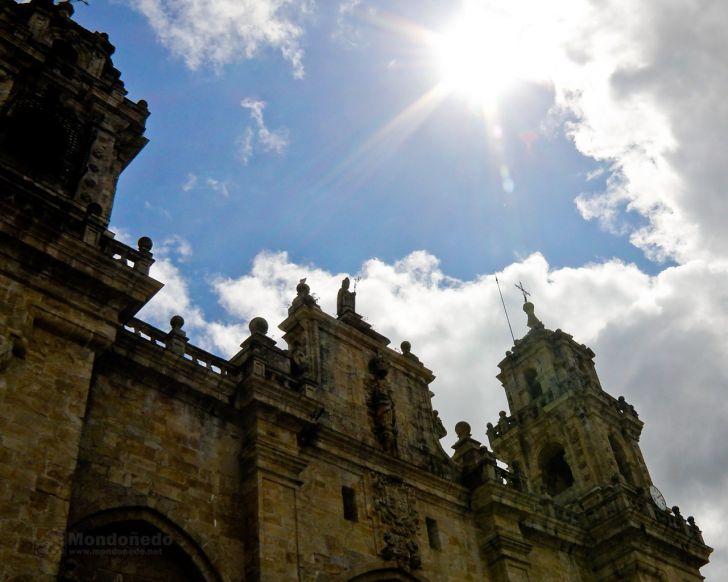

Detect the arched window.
xmin=539 ymin=443 xmax=574 ymax=496
xmin=524 ymin=367 xmax=542 ymax=400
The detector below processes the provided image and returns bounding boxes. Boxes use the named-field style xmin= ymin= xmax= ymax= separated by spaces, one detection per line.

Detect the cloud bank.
xmin=475 ymin=0 xmax=728 ymax=264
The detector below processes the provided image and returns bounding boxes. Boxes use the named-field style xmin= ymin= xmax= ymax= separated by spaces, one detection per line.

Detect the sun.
xmin=433 ymin=3 xmax=549 ymax=111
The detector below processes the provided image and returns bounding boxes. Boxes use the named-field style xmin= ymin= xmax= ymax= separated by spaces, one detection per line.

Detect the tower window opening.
xmin=540 ymin=444 xmax=574 ymax=496
xmin=609 ymin=434 xmax=634 ymax=484
xmin=524 ymin=368 xmax=542 ymax=400
xmin=342 ymin=486 xmax=358 ymax=521
xmin=4 ymin=93 xmax=87 ymax=188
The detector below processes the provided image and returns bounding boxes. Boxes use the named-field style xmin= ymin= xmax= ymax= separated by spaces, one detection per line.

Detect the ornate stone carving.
xmin=290 ymin=342 xmax=310 ymax=378
xmin=400 ymin=340 xmax=421 ymax=364
xmin=432 ymin=410 xmax=447 ymax=439
xmin=290 ymin=278 xmax=319 ymax=312
xmin=523 ymin=301 xmax=544 ymax=330
xmin=372 ymin=472 xmax=421 ymax=570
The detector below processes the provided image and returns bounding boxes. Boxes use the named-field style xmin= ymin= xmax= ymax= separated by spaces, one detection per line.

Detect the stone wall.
xmin=64 ymin=341 xmax=245 ymax=581
xmin=0 ymin=293 xmax=95 ymax=580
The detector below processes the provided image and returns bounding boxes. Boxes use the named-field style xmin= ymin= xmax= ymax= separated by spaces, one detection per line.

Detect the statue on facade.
xmin=367 ymin=351 xmax=397 ymax=453
xmin=336 ymin=277 xmax=356 ymax=317
xmin=371 ymin=387 xmax=397 ymax=453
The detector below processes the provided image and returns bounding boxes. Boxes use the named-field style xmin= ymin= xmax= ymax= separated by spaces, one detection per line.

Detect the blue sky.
xmin=75 ymin=1 xmax=651 ymax=291
xmin=66 ymin=1 xmax=728 ymax=577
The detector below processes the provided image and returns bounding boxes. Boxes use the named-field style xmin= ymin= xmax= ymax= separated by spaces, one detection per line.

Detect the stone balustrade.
xmin=613 ymin=394 xmax=639 ymax=418
xmin=486 ymin=410 xmax=517 ymax=441
xmin=122 ymin=317 xmax=235 ymax=377
xmin=493 ymin=465 xmax=527 ymax=492
xmin=101 ymin=235 xmax=154 ymax=275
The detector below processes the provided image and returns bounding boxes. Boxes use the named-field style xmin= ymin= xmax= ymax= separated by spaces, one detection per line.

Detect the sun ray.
xmin=263 ymin=84 xmax=450 ymax=237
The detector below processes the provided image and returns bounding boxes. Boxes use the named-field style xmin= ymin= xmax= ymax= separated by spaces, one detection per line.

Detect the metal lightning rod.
xmin=495 ymin=276 xmax=515 ymax=343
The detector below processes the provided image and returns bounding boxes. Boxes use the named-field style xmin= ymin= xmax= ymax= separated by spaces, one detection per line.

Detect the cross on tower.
xmin=515 ymin=281 xmax=531 ymax=303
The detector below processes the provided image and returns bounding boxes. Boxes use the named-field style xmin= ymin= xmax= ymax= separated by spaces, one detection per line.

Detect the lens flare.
xmin=433 ymin=2 xmax=552 ymax=110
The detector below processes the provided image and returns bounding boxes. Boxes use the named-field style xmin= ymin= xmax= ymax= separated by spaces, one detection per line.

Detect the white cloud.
xmin=109 ymin=225 xmax=135 ymax=247
xmin=126 ymin=0 xmax=309 ymax=77
xmin=238 ymin=98 xmax=291 ymax=164
xmin=180 ymin=174 xmax=231 ymax=197
xmin=236 ymin=128 xmax=255 ymax=165
xmin=158 ymin=235 xmax=193 ymax=262
xmin=133 ymin=236 xmax=202 ymax=331
xmin=138 ymin=258 xmax=206 ymax=332
xmin=517 ymin=0 xmax=728 ymax=263
xmin=332 ymin=0 xmax=364 ymax=47
xmin=205 ymin=177 xmax=230 ymax=198
xmin=416 ymin=0 xmax=727 ymax=263
xmin=181 ymin=173 xmax=198 ymax=192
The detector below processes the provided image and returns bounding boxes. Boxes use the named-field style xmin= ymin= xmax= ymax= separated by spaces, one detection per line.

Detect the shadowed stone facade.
xmin=0 ymin=1 xmax=712 ymax=580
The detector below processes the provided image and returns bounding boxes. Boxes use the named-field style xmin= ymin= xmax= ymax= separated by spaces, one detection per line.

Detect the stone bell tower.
xmin=487 ymin=299 xmax=650 ymax=500
xmin=481 ymin=297 xmax=712 ymax=581
xmin=0 ymin=1 xmax=160 ymax=577
xmin=0 ymin=0 xmax=149 ymax=222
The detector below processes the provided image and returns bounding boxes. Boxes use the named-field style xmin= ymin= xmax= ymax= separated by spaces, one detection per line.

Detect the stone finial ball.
xmin=170 ymin=315 xmax=184 ymax=330
xmin=401 ymin=341 xmax=411 ymax=354
xmin=454 ymin=421 xmax=471 ymax=439
xmin=57 ymin=2 xmax=74 ymax=18
xmin=138 ymin=236 xmax=153 ymax=252
xmin=249 ymin=317 xmax=269 ymax=335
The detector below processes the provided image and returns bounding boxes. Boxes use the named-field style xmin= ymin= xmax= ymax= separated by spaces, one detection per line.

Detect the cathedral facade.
xmin=0 ymin=1 xmax=712 ymax=580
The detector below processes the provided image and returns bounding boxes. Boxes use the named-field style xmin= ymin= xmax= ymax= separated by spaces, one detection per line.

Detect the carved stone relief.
xmin=371 ymin=472 xmax=421 ymax=570
xmin=290 ymin=342 xmax=310 ymax=378
xmin=432 ymin=410 xmax=447 ymax=440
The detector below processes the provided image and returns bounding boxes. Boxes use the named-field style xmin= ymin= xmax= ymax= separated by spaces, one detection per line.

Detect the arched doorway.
xmin=59 ymin=507 xmax=221 ymax=582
